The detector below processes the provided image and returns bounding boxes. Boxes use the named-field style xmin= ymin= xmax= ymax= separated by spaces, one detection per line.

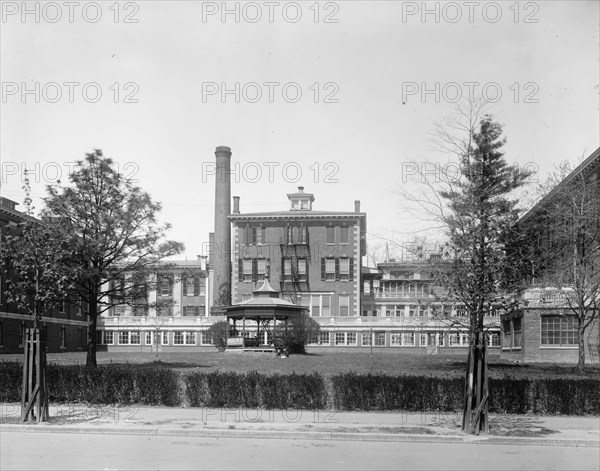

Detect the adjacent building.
xmin=0 ymin=196 xmax=88 ymax=353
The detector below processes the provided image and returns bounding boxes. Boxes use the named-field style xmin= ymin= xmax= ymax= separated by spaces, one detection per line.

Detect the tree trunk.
xmin=462 ymin=331 xmax=489 ymax=434
xmin=86 ymin=298 xmax=98 ymax=368
xmin=577 ymin=316 xmax=586 ymax=373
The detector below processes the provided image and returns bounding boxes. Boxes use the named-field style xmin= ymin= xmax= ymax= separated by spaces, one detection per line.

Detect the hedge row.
xmin=0 ymin=362 xmax=180 ymax=406
xmin=1 ymin=363 xmax=599 ymax=415
xmin=332 ymin=373 xmax=600 ymax=415
xmin=185 ymin=371 xmax=327 ymax=409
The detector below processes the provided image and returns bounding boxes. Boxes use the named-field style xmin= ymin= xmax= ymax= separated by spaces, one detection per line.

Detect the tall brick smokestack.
xmin=212 ymin=146 xmax=232 ymax=312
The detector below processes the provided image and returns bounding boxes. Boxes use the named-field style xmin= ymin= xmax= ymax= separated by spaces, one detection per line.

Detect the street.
xmin=1 ymin=431 xmax=598 ymax=471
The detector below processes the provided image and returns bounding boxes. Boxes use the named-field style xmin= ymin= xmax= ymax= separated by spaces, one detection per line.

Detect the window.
xmin=390 ymin=333 xmax=401 ymax=346
xmin=257 ymin=259 xmax=267 ymax=280
xmin=130 ymin=332 xmax=140 ymax=345
xmin=161 ymin=332 xmax=169 ymax=345
xmin=113 ymin=305 xmax=127 ymax=317
xmin=300 ymin=199 xmax=310 ymax=210
xmin=322 ymin=295 xmax=331 ymax=316
xmin=326 ymin=227 xmax=335 ymax=244
xmin=59 ymin=299 xmax=66 ymax=313
xmin=183 ymin=306 xmax=200 ymax=317
xmin=402 ymin=333 xmax=415 ymax=346
xmin=339 ymin=258 xmax=350 ymax=281
xmin=159 ymin=276 xmax=172 ymax=296
xmin=297 ymin=258 xmax=307 ymax=281
xmin=104 ymin=331 xmax=114 ymax=345
xmin=347 ymin=332 xmax=357 ymax=345
xmin=419 ymin=333 xmax=428 ymax=347
xmin=134 ymin=305 xmax=148 ymax=317
xmin=335 ymin=332 xmax=345 ymax=345
xmin=174 ymin=332 xmax=184 ymax=345
xmin=286 ymin=226 xmax=307 ymax=244
xmin=119 ymin=331 xmax=129 ymax=345
xmin=185 ymin=277 xmax=195 ymax=296
xmin=201 ymin=331 xmax=213 ymax=345
xmin=60 ymin=326 xmax=66 ymax=348
xmin=319 ymin=332 xmax=330 ymax=345
xmin=282 ymin=258 xmax=292 ymax=280
xmin=512 ymin=318 xmax=522 ymax=348
xmin=339 ymin=227 xmax=349 ymax=244
xmin=145 ymin=332 xmax=153 ymax=345
xmin=502 ymin=319 xmax=511 ymax=348
xmin=428 ymin=333 xmax=439 ymax=346
xmin=449 ymin=333 xmax=460 ymax=346
xmin=324 ymin=258 xmax=335 ymax=281
xmin=374 ymin=332 xmax=385 ymax=346
xmin=488 ymin=333 xmax=500 ymax=347
xmin=361 ymin=332 xmax=372 ymax=346
xmin=185 ymin=332 xmax=196 ymax=345
xmin=338 ymin=295 xmax=349 ymax=316
xmin=242 ymin=259 xmax=253 ymax=281
xmin=309 ymin=294 xmax=331 ymax=317
xmin=541 ymin=316 xmax=577 ymax=346
xmin=247 ymin=226 xmax=265 ymax=244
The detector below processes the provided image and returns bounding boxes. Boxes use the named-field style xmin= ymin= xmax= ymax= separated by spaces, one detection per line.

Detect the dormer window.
xmin=300 ymin=199 xmax=309 ymax=210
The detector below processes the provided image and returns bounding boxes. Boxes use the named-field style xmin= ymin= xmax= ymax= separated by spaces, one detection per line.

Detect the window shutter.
xmin=245 ymin=225 xmax=250 ymax=245
xmin=181 ymin=275 xmax=187 ymax=295
xmin=194 ymin=277 xmax=200 ymax=296
xmin=335 ymin=258 xmax=340 ymax=280
xmin=321 ymin=258 xmax=326 ymax=281
xmin=238 ymin=259 xmax=243 ymax=281
xmin=168 ymin=276 xmax=174 ymax=296
xmin=281 ymin=257 xmax=285 ymax=278
xmin=349 ymin=257 xmax=354 ymax=281
xmin=252 ymin=259 xmax=258 ymax=282
xmin=261 ymin=227 xmax=266 ymax=244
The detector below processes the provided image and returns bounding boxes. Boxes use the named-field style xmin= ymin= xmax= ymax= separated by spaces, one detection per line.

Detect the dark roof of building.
xmin=520 ymin=147 xmax=600 ymax=224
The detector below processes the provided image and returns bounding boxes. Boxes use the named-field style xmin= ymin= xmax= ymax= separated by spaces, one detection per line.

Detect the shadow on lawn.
xmin=422 ymin=414 xmax=558 ymax=437
xmin=103 ymin=361 xmax=210 ymax=370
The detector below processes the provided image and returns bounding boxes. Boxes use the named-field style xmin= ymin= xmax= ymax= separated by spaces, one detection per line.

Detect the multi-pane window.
xmin=242 ymin=259 xmax=253 ymax=281
xmin=488 ymin=333 xmax=501 ymax=347
xmin=335 ymin=332 xmax=356 ymax=346
xmin=184 ymin=277 xmax=203 ymax=296
xmin=174 ymin=331 xmax=184 ymax=345
xmin=402 ymin=333 xmax=415 ymax=346
xmin=374 ymin=332 xmax=386 ymax=346
xmin=361 ymin=332 xmax=372 ymax=346
xmin=390 ymin=333 xmax=401 ymax=346
xmin=297 ymin=258 xmax=307 ymax=281
xmin=201 ymin=331 xmax=213 ymax=345
xmin=541 ymin=316 xmax=577 ymax=346
xmin=325 ymin=258 xmax=335 ymax=280
xmin=247 ymin=226 xmax=265 ymax=244
xmin=283 ymin=258 xmax=292 ymax=280
xmin=185 ymin=332 xmax=196 ymax=345
xmin=326 ymin=227 xmax=335 ymax=244
xmin=449 ymin=333 xmax=461 ymax=346
xmin=319 ymin=331 xmax=330 ymax=345
xmin=130 ymin=332 xmax=140 ymax=345
xmin=159 ymin=276 xmax=172 ymax=296
xmin=133 ymin=304 xmax=148 ymax=317
xmin=339 ymin=227 xmax=349 ymax=244
xmin=286 ymin=226 xmax=307 ymax=244
xmin=419 ymin=333 xmax=428 ymax=347
xmin=428 ymin=333 xmax=439 ymax=346
xmin=338 ymin=295 xmax=349 ymax=316
xmin=183 ymin=306 xmax=200 ymax=317
xmin=145 ymin=332 xmax=153 ymax=345
xmin=257 ymin=259 xmax=267 ymax=280
xmin=339 ymin=258 xmax=350 ymax=281
xmin=103 ymin=331 xmax=114 ymax=345
xmin=119 ymin=331 xmax=129 ymax=345
xmin=309 ymin=294 xmax=331 ymax=317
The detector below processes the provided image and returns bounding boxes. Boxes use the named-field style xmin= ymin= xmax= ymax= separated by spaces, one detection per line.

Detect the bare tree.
xmin=523 ymin=158 xmax=600 ymax=370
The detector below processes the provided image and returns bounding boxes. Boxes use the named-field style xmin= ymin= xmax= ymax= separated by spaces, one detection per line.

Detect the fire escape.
xmin=279 ymin=226 xmax=310 ymax=302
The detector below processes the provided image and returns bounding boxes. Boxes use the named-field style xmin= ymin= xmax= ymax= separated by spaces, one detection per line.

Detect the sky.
xmin=1 ymin=0 xmax=599 ymax=262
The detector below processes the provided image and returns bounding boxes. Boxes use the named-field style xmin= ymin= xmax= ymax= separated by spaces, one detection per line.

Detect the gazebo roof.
xmin=224 ymin=277 xmax=307 ymax=315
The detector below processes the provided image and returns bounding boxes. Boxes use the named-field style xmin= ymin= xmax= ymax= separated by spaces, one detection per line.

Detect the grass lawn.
xmin=2 ymin=350 xmax=599 ymax=379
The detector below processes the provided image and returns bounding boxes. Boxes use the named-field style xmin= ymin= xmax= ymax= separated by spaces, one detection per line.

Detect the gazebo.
xmin=224 ymin=274 xmax=307 ymax=352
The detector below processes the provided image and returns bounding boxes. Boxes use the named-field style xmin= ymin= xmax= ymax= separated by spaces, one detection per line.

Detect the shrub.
xmin=207 ymin=321 xmax=228 ymax=351
xmin=274 ymin=314 xmax=320 ymax=354
xmin=186 ymin=371 xmax=327 ymax=409
xmin=0 ymin=362 xmax=23 ymax=402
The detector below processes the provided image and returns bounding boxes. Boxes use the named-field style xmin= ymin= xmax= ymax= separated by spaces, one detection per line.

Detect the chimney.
xmin=212 ymin=146 xmax=232 ymax=311
xmin=233 ymin=196 xmax=240 ymax=214
xmin=354 ymin=200 xmax=360 ymax=213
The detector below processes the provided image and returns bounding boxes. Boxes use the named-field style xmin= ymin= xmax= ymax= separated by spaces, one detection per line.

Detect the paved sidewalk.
xmin=1 ymin=403 xmax=598 ymax=447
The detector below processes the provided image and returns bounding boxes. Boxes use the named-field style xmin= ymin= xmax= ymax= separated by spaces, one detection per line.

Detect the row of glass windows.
xmin=111 ymin=305 xmax=205 ymax=317
xmin=309 ymin=331 xmax=501 ymax=347
xmin=158 ymin=276 xmax=206 ymax=297
xmin=97 ymin=330 xmax=213 ymax=346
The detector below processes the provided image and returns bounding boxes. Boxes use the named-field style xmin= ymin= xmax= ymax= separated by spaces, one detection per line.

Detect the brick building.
xmin=501 ymin=147 xmax=600 ymax=363
xmin=95 ymin=260 xmax=210 ymax=352
xmin=0 ymin=197 xmax=87 ymax=353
